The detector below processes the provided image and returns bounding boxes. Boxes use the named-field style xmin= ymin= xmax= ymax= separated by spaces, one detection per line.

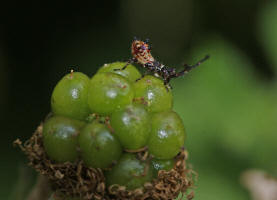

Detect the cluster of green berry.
xmin=43 ymin=62 xmax=186 ymax=190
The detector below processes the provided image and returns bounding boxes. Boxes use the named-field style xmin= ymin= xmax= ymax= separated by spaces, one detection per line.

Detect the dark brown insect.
xmin=115 ymin=37 xmax=209 ymax=90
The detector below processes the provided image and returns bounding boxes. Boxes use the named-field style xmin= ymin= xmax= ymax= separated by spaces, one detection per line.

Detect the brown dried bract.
xmin=14 ymin=123 xmax=195 ymax=200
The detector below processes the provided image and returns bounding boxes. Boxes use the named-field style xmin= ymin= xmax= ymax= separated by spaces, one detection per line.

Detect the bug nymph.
xmin=131 ymin=39 xmax=154 ymax=65
xmin=114 ymin=38 xmax=210 ymax=91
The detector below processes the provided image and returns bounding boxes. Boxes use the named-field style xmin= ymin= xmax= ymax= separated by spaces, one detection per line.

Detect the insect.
xmin=115 ymin=37 xmax=209 ymax=90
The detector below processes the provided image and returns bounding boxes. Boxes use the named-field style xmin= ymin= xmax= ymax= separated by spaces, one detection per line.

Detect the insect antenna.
xmin=184 ymin=55 xmax=210 ymax=73
xmin=133 ymin=36 xmax=139 ymax=41
xmin=171 ymin=55 xmax=210 ymax=78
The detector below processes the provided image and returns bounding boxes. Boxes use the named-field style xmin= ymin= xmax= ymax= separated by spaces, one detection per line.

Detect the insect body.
xmin=115 ymin=38 xmax=209 ymax=90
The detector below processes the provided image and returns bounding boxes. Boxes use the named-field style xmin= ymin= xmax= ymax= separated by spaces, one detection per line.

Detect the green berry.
xmin=78 ymin=121 xmax=122 ymax=169
xmin=151 ymin=158 xmax=175 ymax=177
xmin=133 ymin=75 xmax=173 ymax=113
xmin=110 ymin=104 xmax=150 ymax=150
xmin=88 ymin=72 xmax=134 ymax=116
xmin=97 ymin=62 xmax=141 ymax=82
xmin=51 ymin=72 xmax=90 ymax=121
xmin=43 ymin=116 xmax=84 ymax=162
xmin=105 ymin=153 xmax=153 ymax=190
xmin=148 ymin=111 xmax=185 ymax=159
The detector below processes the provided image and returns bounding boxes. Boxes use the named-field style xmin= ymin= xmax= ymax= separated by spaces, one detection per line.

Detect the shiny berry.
xmin=105 ymin=153 xmax=153 ymax=190
xmin=43 ymin=116 xmax=84 ymax=162
xmin=78 ymin=121 xmax=122 ymax=169
xmin=88 ymin=72 xmax=134 ymax=116
xmin=51 ymin=71 xmax=90 ymax=121
xmin=151 ymin=158 xmax=175 ymax=177
xmin=97 ymin=62 xmax=141 ymax=82
xmin=133 ymin=75 xmax=173 ymax=113
xmin=110 ymin=104 xmax=150 ymax=150
xmin=148 ymin=110 xmax=185 ymax=159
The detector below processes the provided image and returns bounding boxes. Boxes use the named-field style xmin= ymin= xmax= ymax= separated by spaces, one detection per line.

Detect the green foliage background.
xmin=173 ymin=2 xmax=277 ymax=198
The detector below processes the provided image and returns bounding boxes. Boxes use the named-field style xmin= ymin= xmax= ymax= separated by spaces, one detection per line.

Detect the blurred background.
xmin=1 ymin=0 xmax=277 ymax=199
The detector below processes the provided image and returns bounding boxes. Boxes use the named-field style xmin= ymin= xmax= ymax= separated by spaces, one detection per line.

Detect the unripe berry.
xmin=105 ymin=153 xmax=154 ymax=190
xmin=151 ymin=158 xmax=175 ymax=177
xmin=110 ymin=104 xmax=150 ymax=150
xmin=51 ymin=72 xmax=90 ymax=121
xmin=97 ymin=62 xmax=141 ymax=82
xmin=133 ymin=75 xmax=173 ymax=113
xmin=88 ymin=72 xmax=134 ymax=116
xmin=43 ymin=116 xmax=84 ymax=162
xmin=78 ymin=121 xmax=122 ymax=169
xmin=148 ymin=110 xmax=186 ymax=159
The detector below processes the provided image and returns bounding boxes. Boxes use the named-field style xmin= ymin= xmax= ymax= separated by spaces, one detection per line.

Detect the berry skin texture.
xmin=148 ymin=110 xmax=186 ymax=159
xmin=110 ymin=104 xmax=150 ymax=150
xmin=133 ymin=75 xmax=173 ymax=113
xmin=151 ymin=158 xmax=175 ymax=177
xmin=43 ymin=116 xmax=85 ymax=163
xmin=105 ymin=153 xmax=154 ymax=190
xmin=88 ymin=72 xmax=134 ymax=116
xmin=97 ymin=62 xmax=141 ymax=82
xmin=78 ymin=121 xmax=122 ymax=169
xmin=51 ymin=72 xmax=90 ymax=121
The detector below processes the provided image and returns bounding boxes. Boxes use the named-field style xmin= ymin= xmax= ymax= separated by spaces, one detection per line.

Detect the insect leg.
xmin=114 ymin=57 xmax=137 ymax=71
xmin=135 ymin=73 xmax=146 ymax=82
xmin=173 ymin=55 xmax=210 ymax=77
xmin=163 ymin=78 xmax=172 ymax=92
xmin=135 ymin=63 xmax=155 ymax=82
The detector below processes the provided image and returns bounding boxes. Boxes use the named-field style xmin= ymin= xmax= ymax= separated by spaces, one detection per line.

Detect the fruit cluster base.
xmin=14 ymin=123 xmax=195 ymax=200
